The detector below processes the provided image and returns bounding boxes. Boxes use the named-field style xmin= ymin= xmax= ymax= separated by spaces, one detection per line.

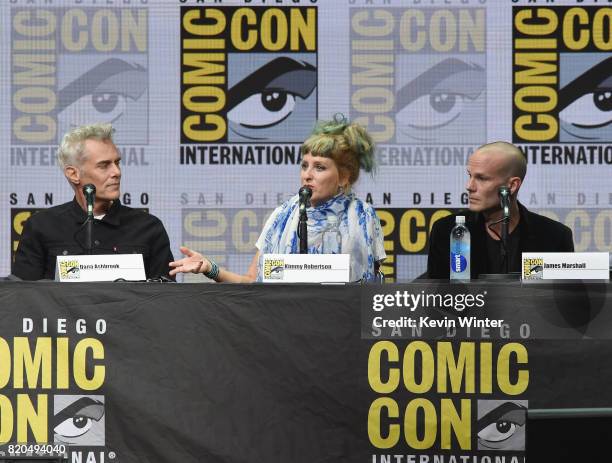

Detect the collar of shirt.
xmin=70 ymin=197 xmax=121 ymax=226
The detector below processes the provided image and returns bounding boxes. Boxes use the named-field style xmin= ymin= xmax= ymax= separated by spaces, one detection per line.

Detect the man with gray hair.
xmin=427 ymin=141 xmax=574 ymax=279
xmin=13 ymin=123 xmax=174 ymax=280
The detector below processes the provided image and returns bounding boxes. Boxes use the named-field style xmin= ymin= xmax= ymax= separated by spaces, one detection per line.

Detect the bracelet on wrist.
xmin=204 ymin=259 xmax=220 ymax=281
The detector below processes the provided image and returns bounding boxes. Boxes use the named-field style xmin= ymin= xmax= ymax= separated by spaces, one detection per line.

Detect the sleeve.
xmin=255 ymin=207 xmax=280 ymax=252
xmin=426 ymin=219 xmax=450 ymax=279
xmin=146 ymin=218 xmax=175 ymax=280
xmin=562 ymin=225 xmax=575 ymax=252
xmin=12 ymin=215 xmax=46 ymax=281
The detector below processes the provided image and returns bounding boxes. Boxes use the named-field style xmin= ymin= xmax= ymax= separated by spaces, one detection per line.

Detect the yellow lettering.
xmin=441 ymin=399 xmax=471 ymax=450
xmin=13 ymin=337 xmax=52 ymax=389
xmin=497 ymin=343 xmax=529 ymax=395
xmin=563 ymin=8 xmax=590 ymax=51
xmin=404 ymin=399 xmax=436 ymax=449
xmin=17 ymin=394 xmax=47 ymax=443
xmin=403 ymin=342 xmax=434 ymax=393
xmin=231 ymin=8 xmax=257 ymax=51
xmin=368 ymin=341 xmax=400 ymax=394
xmin=73 ymin=338 xmax=105 ymax=391
xmin=437 ymin=342 xmax=475 ymax=394
xmin=368 ymin=398 xmax=400 ymax=449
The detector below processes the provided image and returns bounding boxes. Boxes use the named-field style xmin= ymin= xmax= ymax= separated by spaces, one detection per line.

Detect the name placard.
xmin=522 ymin=252 xmax=610 ymax=281
xmin=56 ymin=254 xmax=146 ymax=282
xmin=262 ymin=254 xmax=350 ymax=283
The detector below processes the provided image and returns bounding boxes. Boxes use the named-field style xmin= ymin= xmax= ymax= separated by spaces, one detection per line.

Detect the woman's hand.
xmin=169 ymin=246 xmax=211 ymax=276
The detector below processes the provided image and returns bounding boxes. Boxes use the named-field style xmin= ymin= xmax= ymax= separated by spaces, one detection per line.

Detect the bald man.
xmin=427 ymin=142 xmax=573 ymax=279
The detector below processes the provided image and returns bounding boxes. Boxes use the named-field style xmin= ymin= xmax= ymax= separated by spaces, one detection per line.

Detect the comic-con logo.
xmin=58 ymin=260 xmax=80 ymax=280
xmin=263 ymin=258 xmax=284 ymax=280
xmin=349 ymin=8 xmax=486 ymax=145
xmin=11 ymin=7 xmax=149 ymax=146
xmin=367 ymin=341 xmax=529 ymax=454
xmin=180 ymin=7 xmax=318 ymax=145
xmin=522 ymin=257 xmax=544 ymax=280
xmin=512 ymin=6 xmax=612 ymax=143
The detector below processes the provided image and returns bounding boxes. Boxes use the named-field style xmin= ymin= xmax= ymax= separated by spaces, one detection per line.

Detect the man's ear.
xmin=509 ymin=177 xmax=522 ymax=196
xmin=65 ymin=166 xmax=80 ymax=186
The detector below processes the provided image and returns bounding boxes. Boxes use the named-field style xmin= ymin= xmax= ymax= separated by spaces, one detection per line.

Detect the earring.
xmin=338 ymin=185 xmax=345 ymax=195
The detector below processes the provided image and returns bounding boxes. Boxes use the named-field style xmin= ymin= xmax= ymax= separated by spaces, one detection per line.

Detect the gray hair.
xmin=57 ymin=123 xmax=115 ymax=169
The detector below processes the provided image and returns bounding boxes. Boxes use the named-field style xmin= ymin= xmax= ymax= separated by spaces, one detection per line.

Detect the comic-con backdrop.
xmin=2 ymin=0 xmax=611 ymax=281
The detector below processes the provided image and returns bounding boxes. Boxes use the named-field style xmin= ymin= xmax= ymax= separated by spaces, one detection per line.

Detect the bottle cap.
xmin=456 ymin=215 xmax=465 ymax=224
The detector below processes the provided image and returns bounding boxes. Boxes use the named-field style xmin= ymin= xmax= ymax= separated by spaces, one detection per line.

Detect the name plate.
xmin=522 ymin=252 xmax=610 ymax=281
xmin=56 ymin=254 xmax=146 ymax=282
xmin=262 ymin=254 xmax=350 ymax=283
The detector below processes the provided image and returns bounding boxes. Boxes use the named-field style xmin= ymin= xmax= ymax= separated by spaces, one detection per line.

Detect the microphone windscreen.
xmin=83 ymin=184 xmax=96 ymax=196
xmin=298 ymin=186 xmax=312 ymax=199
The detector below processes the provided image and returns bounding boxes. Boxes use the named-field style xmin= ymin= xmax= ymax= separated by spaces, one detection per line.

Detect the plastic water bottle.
xmin=322 ymin=215 xmax=342 ymax=254
xmin=450 ymin=216 xmax=470 ymax=280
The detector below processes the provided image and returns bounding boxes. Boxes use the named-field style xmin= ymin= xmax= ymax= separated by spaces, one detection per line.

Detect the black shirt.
xmin=485 ymin=221 xmax=522 ymax=274
xmin=13 ymin=199 xmax=175 ymax=281
xmin=427 ymin=202 xmax=575 ymax=279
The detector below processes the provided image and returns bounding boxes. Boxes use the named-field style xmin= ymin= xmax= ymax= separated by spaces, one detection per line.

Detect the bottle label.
xmin=450 ymin=252 xmax=468 ymax=273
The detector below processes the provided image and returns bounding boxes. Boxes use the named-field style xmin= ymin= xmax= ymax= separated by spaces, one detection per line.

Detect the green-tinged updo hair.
xmin=301 ymin=114 xmax=375 ymax=186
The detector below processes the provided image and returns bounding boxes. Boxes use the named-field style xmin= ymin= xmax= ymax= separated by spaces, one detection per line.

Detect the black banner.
xmin=0 ymin=282 xmax=610 ymax=461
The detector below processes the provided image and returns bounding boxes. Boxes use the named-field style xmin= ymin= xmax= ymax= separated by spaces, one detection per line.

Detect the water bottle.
xmin=450 ymin=216 xmax=470 ymax=280
xmin=322 ymin=215 xmax=342 ymax=254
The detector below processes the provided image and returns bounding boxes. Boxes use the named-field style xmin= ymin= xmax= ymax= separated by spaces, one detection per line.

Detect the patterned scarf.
xmin=256 ymin=193 xmax=386 ymax=282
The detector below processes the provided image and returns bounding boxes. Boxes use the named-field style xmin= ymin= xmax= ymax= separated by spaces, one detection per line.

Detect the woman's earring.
xmin=338 ymin=185 xmax=345 ymax=195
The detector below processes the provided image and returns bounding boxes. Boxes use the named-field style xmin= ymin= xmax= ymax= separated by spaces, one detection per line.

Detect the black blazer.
xmin=427 ymin=203 xmax=574 ymax=279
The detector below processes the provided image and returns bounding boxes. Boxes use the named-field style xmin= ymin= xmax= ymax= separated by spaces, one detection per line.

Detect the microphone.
xmin=297 ymin=187 xmax=312 ymax=254
xmin=298 ymin=186 xmax=312 ymax=212
xmin=498 ymin=186 xmax=511 ymax=222
xmin=83 ymin=184 xmax=96 ymax=218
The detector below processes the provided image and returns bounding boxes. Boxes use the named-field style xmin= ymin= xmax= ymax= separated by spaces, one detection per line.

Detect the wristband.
xmin=204 ymin=259 xmax=220 ymax=281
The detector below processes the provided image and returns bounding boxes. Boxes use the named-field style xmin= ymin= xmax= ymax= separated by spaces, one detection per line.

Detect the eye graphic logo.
xmin=58 ymin=57 xmax=148 ymax=145
xmin=477 ymin=400 xmax=527 ymax=451
xmin=53 ymin=396 xmax=105 ymax=446
xmin=227 ymin=55 xmax=317 ymax=142
xmin=559 ymin=55 xmax=612 ymax=143
xmin=396 ymin=58 xmax=485 ymax=144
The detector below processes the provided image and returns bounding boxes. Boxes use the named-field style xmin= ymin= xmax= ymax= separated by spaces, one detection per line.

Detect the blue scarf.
xmin=256 ymin=193 xmax=386 ymax=281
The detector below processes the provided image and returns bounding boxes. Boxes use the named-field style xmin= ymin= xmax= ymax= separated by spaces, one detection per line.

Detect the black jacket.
xmin=427 ymin=203 xmax=574 ymax=279
xmin=13 ymin=199 xmax=175 ymax=281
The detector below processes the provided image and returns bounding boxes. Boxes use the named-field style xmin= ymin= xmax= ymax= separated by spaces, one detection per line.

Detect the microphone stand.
xmin=480 ymin=187 xmax=518 ymax=281
xmin=501 ymin=205 xmax=509 ymax=275
xmin=298 ymin=203 xmax=308 ymax=254
xmin=297 ymin=187 xmax=312 ymax=254
xmin=85 ymin=215 xmax=94 ymax=255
